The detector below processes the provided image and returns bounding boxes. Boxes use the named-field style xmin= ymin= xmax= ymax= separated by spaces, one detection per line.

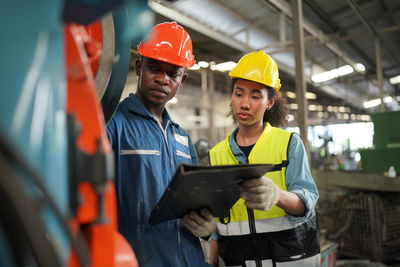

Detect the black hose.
xmin=0 ymin=129 xmax=90 ymax=267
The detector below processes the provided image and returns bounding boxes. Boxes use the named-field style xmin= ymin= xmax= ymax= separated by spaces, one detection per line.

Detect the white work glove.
xmin=182 ymin=208 xmax=217 ymax=238
xmin=239 ymin=176 xmax=280 ymax=211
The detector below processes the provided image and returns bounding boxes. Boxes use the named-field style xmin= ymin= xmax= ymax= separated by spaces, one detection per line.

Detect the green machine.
xmin=360 ymin=111 xmax=400 ymax=174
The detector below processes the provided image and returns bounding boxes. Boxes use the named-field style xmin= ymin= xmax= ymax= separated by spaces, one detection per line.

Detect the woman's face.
xmin=231 ymin=79 xmax=272 ymax=127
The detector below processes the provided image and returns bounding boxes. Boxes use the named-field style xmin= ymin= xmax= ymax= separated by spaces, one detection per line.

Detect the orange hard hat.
xmin=137 ymin=21 xmax=195 ymax=68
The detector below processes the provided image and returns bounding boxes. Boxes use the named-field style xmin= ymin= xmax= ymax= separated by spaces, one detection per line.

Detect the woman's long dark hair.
xmin=229 ymin=79 xmax=288 ymax=128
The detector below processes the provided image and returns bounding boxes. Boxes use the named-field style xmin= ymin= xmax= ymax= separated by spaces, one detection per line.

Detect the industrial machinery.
xmin=0 ymin=0 xmax=153 ymax=266
xmin=359 ymin=110 xmax=400 ymax=174
xmin=314 ymin=111 xmax=400 ymax=263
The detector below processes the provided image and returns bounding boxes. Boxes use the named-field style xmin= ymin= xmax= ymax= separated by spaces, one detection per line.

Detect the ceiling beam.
xmin=378 ymin=0 xmax=400 ymax=53
xmin=264 ymin=0 xmax=363 ymax=72
xmin=262 ymin=0 xmax=397 ymax=102
xmin=210 ymin=0 xmax=277 ymax=46
xmin=264 ymin=25 xmax=400 ymax=56
xmin=346 ymin=0 xmax=400 ymax=66
xmin=304 ymin=0 xmax=375 ymax=70
xmin=148 ymin=0 xmax=247 ymax=51
xmin=263 ymin=25 xmax=400 ymax=51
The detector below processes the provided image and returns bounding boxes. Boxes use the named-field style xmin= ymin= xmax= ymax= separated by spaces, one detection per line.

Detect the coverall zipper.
xmin=156 ymin=119 xmax=184 ymax=266
xmin=156 ymin=120 xmax=174 ymax=170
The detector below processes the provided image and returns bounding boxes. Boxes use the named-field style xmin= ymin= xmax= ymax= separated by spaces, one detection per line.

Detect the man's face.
xmin=136 ymin=57 xmax=187 ymax=107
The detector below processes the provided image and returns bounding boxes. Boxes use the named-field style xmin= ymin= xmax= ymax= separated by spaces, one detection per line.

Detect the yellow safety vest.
xmin=209 ymin=123 xmax=292 ymax=222
xmin=209 ymin=123 xmax=320 ymax=266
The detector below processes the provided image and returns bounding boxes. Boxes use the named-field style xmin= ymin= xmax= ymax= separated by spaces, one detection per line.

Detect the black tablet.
xmin=149 ymin=163 xmax=277 ymax=226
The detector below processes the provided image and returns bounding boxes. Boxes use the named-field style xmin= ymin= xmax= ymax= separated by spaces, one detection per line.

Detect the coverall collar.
xmin=125 ymin=93 xmax=178 ymax=127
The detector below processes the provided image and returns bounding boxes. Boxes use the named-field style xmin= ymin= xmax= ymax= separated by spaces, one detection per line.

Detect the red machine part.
xmin=64 ymin=23 xmax=138 ymax=267
xmin=84 ymin=20 xmax=103 ymax=77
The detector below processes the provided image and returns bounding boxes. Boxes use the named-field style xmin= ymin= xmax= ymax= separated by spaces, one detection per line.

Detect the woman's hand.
xmin=239 ymin=176 xmax=280 ymax=211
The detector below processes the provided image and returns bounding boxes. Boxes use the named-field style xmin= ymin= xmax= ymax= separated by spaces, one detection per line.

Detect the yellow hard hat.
xmin=229 ymin=51 xmax=281 ymax=91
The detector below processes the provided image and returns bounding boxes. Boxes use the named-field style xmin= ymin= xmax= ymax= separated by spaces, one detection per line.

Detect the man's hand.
xmin=182 ymin=208 xmax=217 ymax=238
xmin=239 ymin=176 xmax=280 ymax=211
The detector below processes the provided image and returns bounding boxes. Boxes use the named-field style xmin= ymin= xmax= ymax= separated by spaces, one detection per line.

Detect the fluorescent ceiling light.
xmin=189 ymin=64 xmax=200 ymax=70
xmin=363 ymin=98 xmax=381 ymax=108
xmin=355 ymin=63 xmax=366 ymax=72
xmin=287 ymin=114 xmax=295 ymax=122
xmin=286 ymin=91 xmax=296 ymax=98
xmin=210 ymin=61 xmax=236 ymax=72
xmin=312 ymin=71 xmax=336 ymax=83
xmin=198 ymin=61 xmax=209 ymax=68
xmin=285 ymin=91 xmax=316 ymax=99
xmin=363 ymin=96 xmax=392 ymax=109
xmin=389 ymin=75 xmax=400 ymax=84
xmin=336 ymin=65 xmax=354 ymax=76
xmin=384 ymin=96 xmax=393 ymax=103
xmin=305 ymin=92 xmax=317 ymax=99
xmin=308 ymin=104 xmax=317 ymax=111
xmin=311 ymin=65 xmax=354 ymax=83
xmin=361 ymin=115 xmax=371 ymax=121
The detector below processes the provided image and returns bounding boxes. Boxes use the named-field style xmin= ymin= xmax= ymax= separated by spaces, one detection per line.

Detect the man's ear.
xmin=181 ymin=72 xmax=188 ymax=83
xmin=135 ymin=59 xmax=142 ymax=76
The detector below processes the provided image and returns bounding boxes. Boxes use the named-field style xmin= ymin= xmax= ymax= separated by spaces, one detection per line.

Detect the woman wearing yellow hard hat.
xmin=208 ymin=51 xmax=320 ymax=266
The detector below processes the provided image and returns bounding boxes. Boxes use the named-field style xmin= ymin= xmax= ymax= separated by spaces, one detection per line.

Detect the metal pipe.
xmin=291 ymin=0 xmax=310 ymax=157
xmin=207 ymin=69 xmax=216 ymax=145
xmin=279 ymin=12 xmax=286 ymax=42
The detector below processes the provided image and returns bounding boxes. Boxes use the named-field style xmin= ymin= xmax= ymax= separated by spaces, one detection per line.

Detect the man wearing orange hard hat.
xmin=107 ymin=22 xmax=215 ymax=266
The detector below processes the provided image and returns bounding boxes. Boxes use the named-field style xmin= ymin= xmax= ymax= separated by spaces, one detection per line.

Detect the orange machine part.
xmin=65 ymin=24 xmax=137 ymax=267
xmin=114 ymin=232 xmax=138 ymax=267
xmin=85 ymin=20 xmax=102 ymax=76
xmin=65 ymin=24 xmax=109 ymax=156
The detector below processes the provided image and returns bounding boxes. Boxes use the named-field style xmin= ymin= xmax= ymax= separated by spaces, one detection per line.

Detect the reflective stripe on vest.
xmin=217 ymin=216 xmax=302 ymax=236
xmin=219 ymin=254 xmax=320 ymax=267
xmin=218 ymin=217 xmax=320 ymax=265
xmin=209 ymin=123 xmax=292 ymax=222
